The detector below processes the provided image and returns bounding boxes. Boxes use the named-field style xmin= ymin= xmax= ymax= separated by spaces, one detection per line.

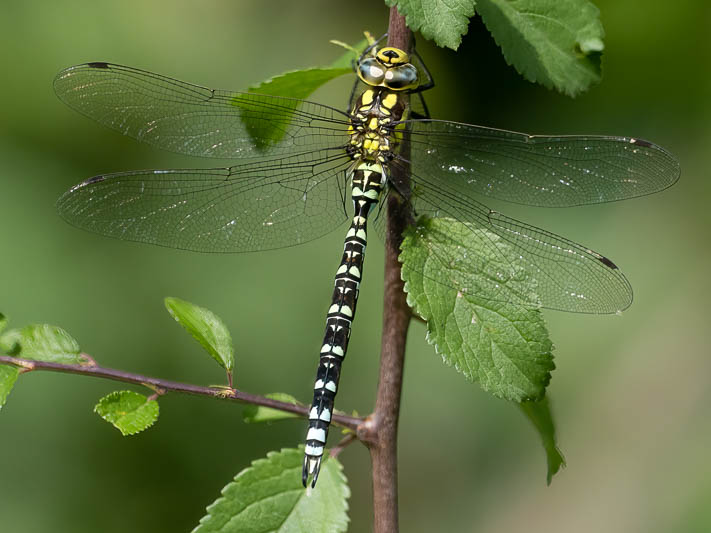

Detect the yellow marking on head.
xmin=361 ymin=90 xmax=374 ymax=106
xmin=376 ymin=47 xmax=410 ymax=65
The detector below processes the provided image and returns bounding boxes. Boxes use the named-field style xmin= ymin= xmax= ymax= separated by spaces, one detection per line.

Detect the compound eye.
xmin=358 ymin=58 xmax=386 ymax=86
xmin=383 ymin=64 xmax=419 ymax=90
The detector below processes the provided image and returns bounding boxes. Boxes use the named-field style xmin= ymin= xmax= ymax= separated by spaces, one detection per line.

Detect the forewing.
xmin=54 ymin=63 xmax=350 ymax=158
xmin=57 ymin=151 xmax=352 ymax=253
xmin=404 ymin=120 xmax=679 ymax=207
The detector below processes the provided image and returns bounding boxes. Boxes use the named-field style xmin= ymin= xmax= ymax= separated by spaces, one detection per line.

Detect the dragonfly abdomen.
xmin=302 ymin=161 xmax=387 ymax=487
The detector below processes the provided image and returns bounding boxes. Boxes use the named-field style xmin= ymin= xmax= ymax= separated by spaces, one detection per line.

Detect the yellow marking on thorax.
xmin=348 ymin=88 xmax=403 ymax=163
xmin=362 ymin=133 xmax=380 ymax=152
xmin=361 ymin=89 xmax=374 ymax=106
xmin=382 ymin=92 xmax=398 ymax=109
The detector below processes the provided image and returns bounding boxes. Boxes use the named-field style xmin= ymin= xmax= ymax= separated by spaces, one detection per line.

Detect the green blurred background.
xmin=1 ymin=1 xmax=708 ymax=531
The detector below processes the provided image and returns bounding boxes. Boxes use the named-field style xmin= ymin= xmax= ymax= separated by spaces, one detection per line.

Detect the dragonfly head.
xmin=357 ymin=46 xmax=419 ymax=91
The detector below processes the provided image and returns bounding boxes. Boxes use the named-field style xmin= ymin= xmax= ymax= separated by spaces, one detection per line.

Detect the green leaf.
xmin=0 ymin=324 xmax=84 ymax=364
xmin=385 ymin=0 xmax=477 ymax=49
xmin=240 ymin=67 xmax=350 ymax=149
xmin=237 ymin=37 xmax=369 ymax=149
xmin=400 ymin=217 xmax=554 ymax=401
xmin=194 ymin=448 xmax=349 ymax=533
xmin=94 ymin=391 xmax=159 ymax=436
xmin=165 ymin=297 xmax=234 ymax=373
xmin=328 ymin=37 xmax=369 ymax=69
xmin=476 ymin=0 xmax=604 ymax=96
xmin=243 ymin=392 xmax=301 ymax=424
xmin=520 ymin=395 xmax=566 ymax=484
xmin=0 ymin=313 xmax=7 ymax=334
xmin=0 ymin=364 xmax=20 ymax=410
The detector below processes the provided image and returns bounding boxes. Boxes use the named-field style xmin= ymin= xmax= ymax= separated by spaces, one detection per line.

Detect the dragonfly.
xmin=53 ymin=40 xmax=679 ymax=488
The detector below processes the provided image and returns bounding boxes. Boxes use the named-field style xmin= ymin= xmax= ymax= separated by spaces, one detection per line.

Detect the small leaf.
xmin=0 ymin=364 xmax=20 ymax=410
xmin=476 ymin=0 xmax=604 ymax=96
xmin=193 ymin=447 xmax=349 ymax=533
xmin=0 ymin=324 xmax=84 ymax=364
xmin=241 ymin=67 xmax=351 ymax=149
xmin=328 ymin=38 xmax=369 ymax=69
xmin=400 ymin=217 xmax=554 ymax=401
xmin=385 ymin=0 xmax=477 ymax=50
xmin=519 ymin=395 xmax=566 ymax=484
xmin=238 ymin=36 xmax=369 ymax=149
xmin=0 ymin=313 xmax=7 ymax=334
xmin=94 ymin=391 xmax=159 ymax=436
xmin=165 ymin=297 xmax=234 ymax=373
xmin=243 ymin=392 xmax=301 ymax=424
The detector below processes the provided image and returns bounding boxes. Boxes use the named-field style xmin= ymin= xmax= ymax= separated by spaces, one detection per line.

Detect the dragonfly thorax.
xmin=347 ymin=87 xmax=406 ymax=162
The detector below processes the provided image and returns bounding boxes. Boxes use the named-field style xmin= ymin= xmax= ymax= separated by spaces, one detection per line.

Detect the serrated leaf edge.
xmin=94 ymin=391 xmax=159 ymax=436
xmin=194 ymin=448 xmax=350 ymax=533
xmin=402 ymin=270 xmax=552 ymax=402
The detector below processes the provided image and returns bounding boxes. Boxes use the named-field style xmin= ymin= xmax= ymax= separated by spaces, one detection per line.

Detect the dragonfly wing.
xmin=395 ymin=161 xmax=632 ymax=314
xmin=403 ymin=119 xmax=680 ymax=207
xmin=54 ymin=63 xmax=350 ymax=158
xmin=57 ymin=151 xmax=352 ymax=253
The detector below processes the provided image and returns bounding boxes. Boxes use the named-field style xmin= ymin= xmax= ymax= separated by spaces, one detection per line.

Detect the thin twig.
xmin=0 ymin=354 xmax=362 ymax=431
xmin=329 ymin=433 xmax=357 ymax=459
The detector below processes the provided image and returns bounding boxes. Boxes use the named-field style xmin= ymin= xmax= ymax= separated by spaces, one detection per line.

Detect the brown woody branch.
xmin=360 ymin=8 xmax=414 ymax=533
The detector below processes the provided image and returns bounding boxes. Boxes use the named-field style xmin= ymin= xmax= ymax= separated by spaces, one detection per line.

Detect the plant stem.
xmin=364 ymin=8 xmax=413 ymax=533
xmin=0 ymin=354 xmax=362 ymax=431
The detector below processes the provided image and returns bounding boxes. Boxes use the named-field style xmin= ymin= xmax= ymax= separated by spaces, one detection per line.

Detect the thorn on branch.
xmin=357 ymin=414 xmax=379 ymax=446
xmin=213 ymin=386 xmax=237 ymax=399
xmin=80 ymin=353 xmax=98 ymax=367
xmin=17 ymin=360 xmax=36 ymax=373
